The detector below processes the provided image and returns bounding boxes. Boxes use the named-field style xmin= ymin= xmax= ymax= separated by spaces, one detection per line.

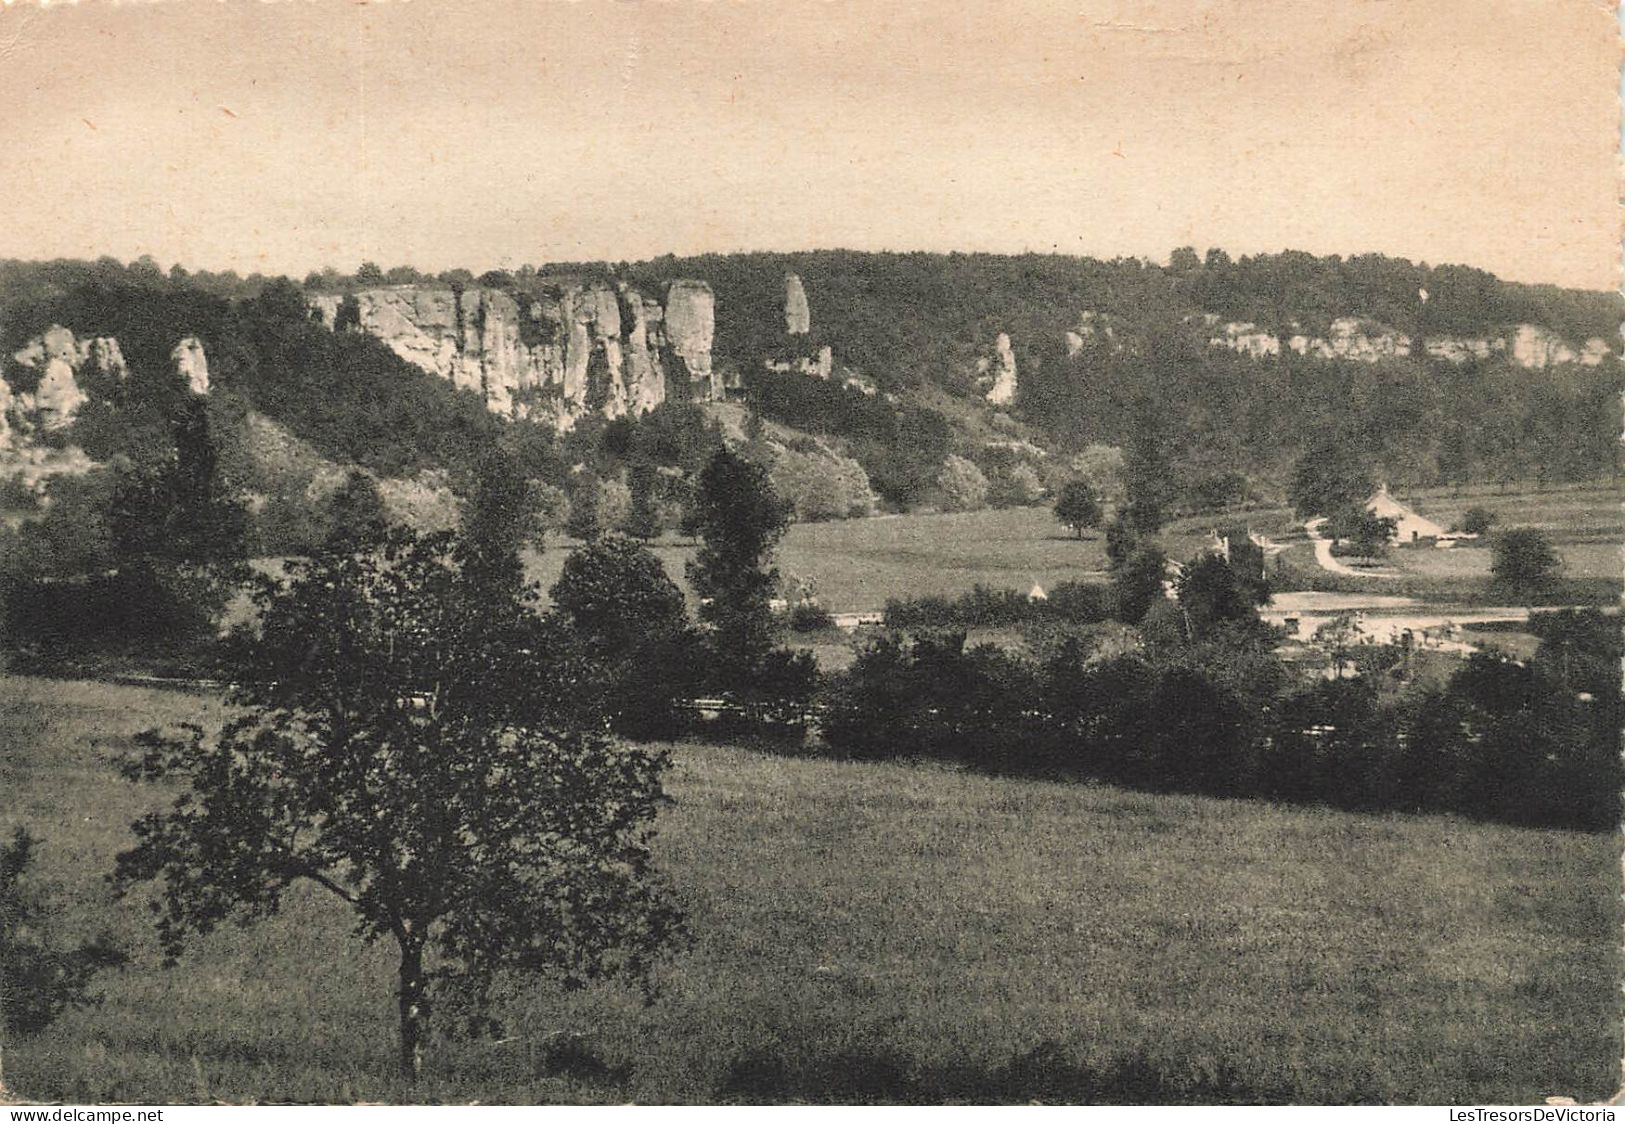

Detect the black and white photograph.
xmin=0 ymin=0 xmax=1620 ymax=1107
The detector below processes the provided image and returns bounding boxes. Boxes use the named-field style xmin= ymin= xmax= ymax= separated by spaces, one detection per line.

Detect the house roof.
xmin=1366 ymin=485 xmax=1447 ymax=539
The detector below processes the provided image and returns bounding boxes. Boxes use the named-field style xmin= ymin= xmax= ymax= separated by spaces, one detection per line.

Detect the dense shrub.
xmin=0 ymin=563 xmax=235 ymax=674
xmin=821 ymin=631 xmax=1041 ymax=767
xmin=934 ymin=455 xmax=990 ymax=513
xmin=820 ymin=614 xmax=1619 ymax=832
xmin=882 ymin=581 xmax=1111 ymax=631
xmin=788 ymin=602 xmax=835 ymax=632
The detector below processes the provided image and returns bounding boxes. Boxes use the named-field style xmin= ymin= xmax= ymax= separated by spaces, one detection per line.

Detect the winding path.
xmin=1303 ymin=517 xmax=1400 ymax=579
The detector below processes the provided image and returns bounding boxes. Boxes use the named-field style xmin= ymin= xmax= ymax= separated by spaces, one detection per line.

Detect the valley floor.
xmin=519 ymin=484 xmax=1622 ymax=618
xmin=3 ymin=676 xmax=1619 ymax=1104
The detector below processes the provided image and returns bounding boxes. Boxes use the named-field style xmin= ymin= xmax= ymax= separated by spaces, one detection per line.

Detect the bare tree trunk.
xmin=397 ymin=937 xmax=426 ymax=1082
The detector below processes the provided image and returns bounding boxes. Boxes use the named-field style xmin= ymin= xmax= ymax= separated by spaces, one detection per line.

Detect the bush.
xmin=1490 ymin=527 xmax=1562 ymax=594
xmin=1 ymin=562 xmax=236 ymax=674
xmin=1459 ymin=506 xmax=1496 ymax=536
xmin=935 ymin=455 xmax=989 ymax=513
xmin=763 ymin=442 xmax=877 ymax=522
xmin=821 ymin=631 xmax=1041 ymax=767
xmin=990 ymin=462 xmax=1045 ymax=508
xmin=816 ymin=597 xmax=1620 ymax=833
xmin=882 ymin=582 xmax=1111 ymax=632
xmin=789 ymin=602 xmax=835 ymax=632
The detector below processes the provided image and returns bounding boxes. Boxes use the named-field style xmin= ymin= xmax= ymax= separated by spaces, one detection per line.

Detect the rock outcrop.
xmin=312 ymin=279 xmax=718 ymax=431
xmin=172 ymin=337 xmax=210 ymax=396
xmin=664 ymin=280 xmax=720 ymax=400
xmin=1289 ymin=318 xmax=1412 ymax=362
xmin=1065 ymin=311 xmax=1121 ymax=356
xmin=1208 ymin=321 xmax=1281 ymax=359
xmin=784 ymin=273 xmax=811 ymax=335
xmin=1509 ymin=324 xmax=1578 ymax=369
xmin=1422 ymin=336 xmax=1500 ymax=363
xmin=983 ymin=333 xmax=1018 ymax=406
xmin=766 ymin=344 xmax=834 ymax=382
xmin=1205 ymin=316 xmax=1612 ymax=369
xmin=7 ymin=324 xmax=128 ymax=433
xmin=1 ymin=325 xmax=131 ymax=494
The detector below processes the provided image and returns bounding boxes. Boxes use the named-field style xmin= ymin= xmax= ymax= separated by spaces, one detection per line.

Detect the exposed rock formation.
xmin=664 ymin=280 xmax=719 ymax=399
xmin=983 ymin=333 xmax=1019 ymax=406
xmin=1 ymin=326 xmax=123 ymax=493
xmin=1289 ymin=318 xmax=1412 ymax=362
xmin=311 ymin=279 xmax=717 ymax=431
xmin=8 ymin=324 xmax=127 ymax=432
xmin=766 ymin=344 xmax=834 ymax=381
xmin=1423 ymin=336 xmax=1500 ymax=363
xmin=1205 ymin=316 xmax=1611 ymax=369
xmin=1510 ymin=324 xmax=1578 ymax=369
xmin=1580 ymin=337 xmax=1612 ymax=365
xmin=1208 ymin=321 xmax=1281 ymax=359
xmin=1065 ymin=311 xmax=1121 ymax=356
xmin=172 ymin=337 xmax=210 ymax=395
xmin=784 ymin=273 xmax=811 ymax=335
xmin=621 ymin=291 xmax=668 ymax=416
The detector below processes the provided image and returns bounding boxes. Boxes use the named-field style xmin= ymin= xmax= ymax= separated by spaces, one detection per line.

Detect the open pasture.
xmin=3 ymin=676 xmax=1618 ymax=1105
xmin=1404 ymin=483 xmax=1622 ymax=545
xmin=523 ymin=506 xmax=1245 ymax=615
xmin=1389 ymin=541 xmax=1621 ymax=583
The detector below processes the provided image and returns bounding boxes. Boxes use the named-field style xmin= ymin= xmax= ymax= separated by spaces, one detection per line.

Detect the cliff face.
xmin=784 ymin=273 xmax=811 ymax=335
xmin=313 ymin=279 xmax=717 ymax=431
xmin=6 ymin=324 xmax=135 ymax=440
xmin=2 ymin=324 xmax=206 ymax=493
xmin=1205 ymin=316 xmax=1613 ymax=369
xmin=982 ymin=332 xmax=1018 ymax=405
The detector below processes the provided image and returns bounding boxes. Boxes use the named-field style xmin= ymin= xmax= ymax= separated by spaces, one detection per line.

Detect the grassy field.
xmin=3 ymin=676 xmax=1618 ymax=1105
xmin=513 ymin=484 xmax=1618 ymax=617
xmin=523 ymin=506 xmax=1255 ymax=615
xmin=1388 ymin=541 xmax=1621 ymax=584
xmin=1404 ymin=482 xmax=1622 ymax=544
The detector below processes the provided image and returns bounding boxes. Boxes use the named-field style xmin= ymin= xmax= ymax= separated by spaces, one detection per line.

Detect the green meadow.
xmin=516 ymin=484 xmax=1620 ymax=616
xmin=4 ymin=676 xmax=1617 ymax=1105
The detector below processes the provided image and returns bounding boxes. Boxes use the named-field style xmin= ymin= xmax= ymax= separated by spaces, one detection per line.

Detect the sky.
xmin=0 ymin=0 xmax=1619 ymax=290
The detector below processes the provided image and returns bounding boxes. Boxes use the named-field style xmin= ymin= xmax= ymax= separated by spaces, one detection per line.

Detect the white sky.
xmin=1 ymin=0 xmax=1618 ymax=289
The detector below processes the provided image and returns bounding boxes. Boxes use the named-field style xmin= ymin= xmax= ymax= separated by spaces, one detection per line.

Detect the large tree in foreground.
xmin=112 ymin=526 xmax=686 ymax=1081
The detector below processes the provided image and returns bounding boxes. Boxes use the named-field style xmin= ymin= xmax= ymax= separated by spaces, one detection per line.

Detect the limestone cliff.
xmin=664 ymin=280 xmax=721 ymax=400
xmin=7 ymin=324 xmax=132 ymax=435
xmin=1204 ymin=316 xmax=1613 ymax=369
xmin=311 ymin=278 xmax=717 ymax=431
xmin=784 ymin=273 xmax=811 ymax=335
xmin=1206 ymin=320 xmax=1281 ymax=359
xmin=983 ymin=333 xmax=1018 ymax=406
xmin=172 ymin=337 xmax=210 ymax=396
xmin=1287 ymin=318 xmax=1412 ymax=362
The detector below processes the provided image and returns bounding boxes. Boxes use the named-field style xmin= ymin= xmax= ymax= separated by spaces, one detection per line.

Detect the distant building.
xmin=1366 ymin=484 xmax=1446 ymax=545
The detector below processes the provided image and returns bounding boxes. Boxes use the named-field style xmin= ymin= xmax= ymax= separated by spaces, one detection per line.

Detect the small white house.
xmin=1366 ymin=484 xmax=1446 ymax=545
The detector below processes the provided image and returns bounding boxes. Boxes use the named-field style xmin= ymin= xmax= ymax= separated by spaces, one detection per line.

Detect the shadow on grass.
xmin=716 ymin=1039 xmax=1304 ymax=1105
xmin=533 ymin=1032 xmax=632 ymax=1085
